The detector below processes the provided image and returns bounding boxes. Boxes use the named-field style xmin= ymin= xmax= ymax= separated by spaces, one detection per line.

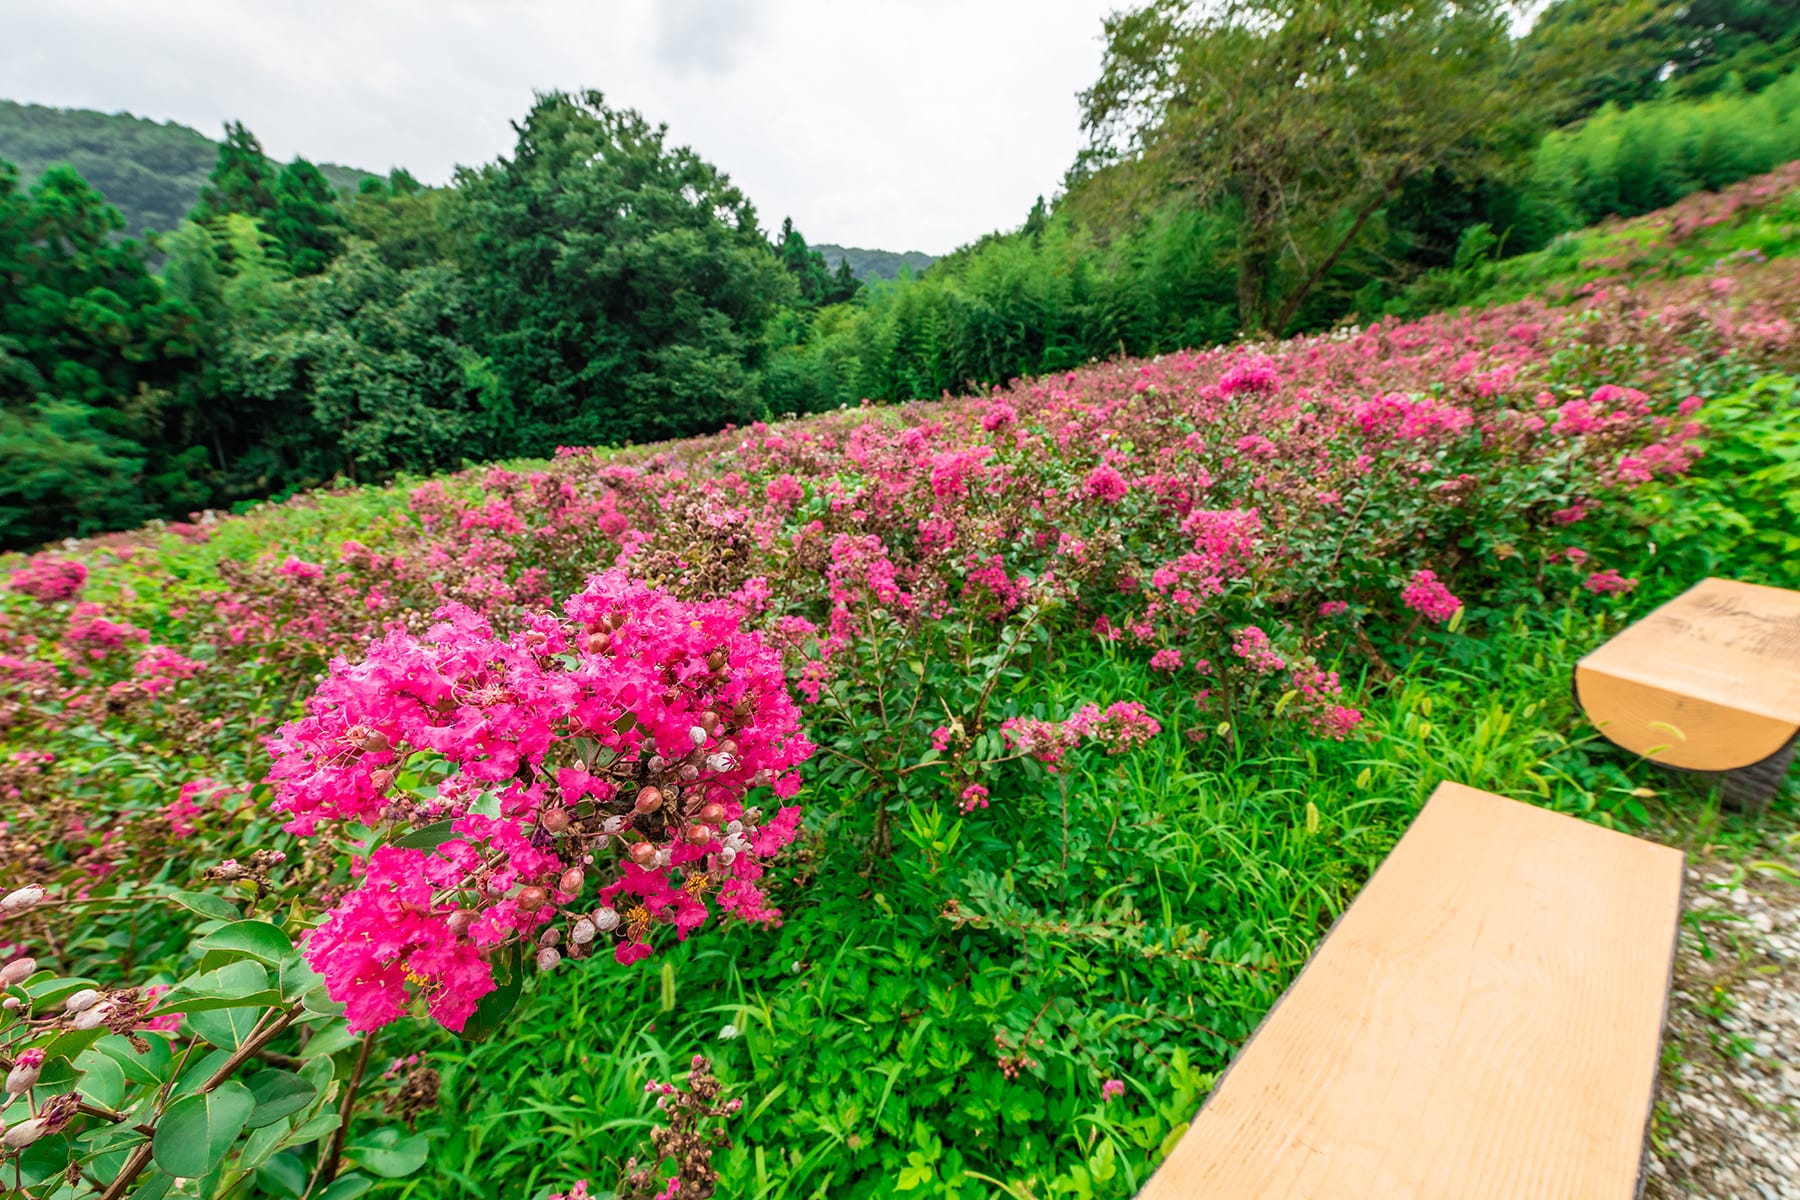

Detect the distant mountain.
xmin=813 ymin=243 xmax=937 ymax=283
xmin=0 ymin=100 xmax=377 ymax=236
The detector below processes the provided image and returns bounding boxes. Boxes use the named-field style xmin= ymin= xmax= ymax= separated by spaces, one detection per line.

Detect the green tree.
xmin=270 ymin=158 xmax=346 ymax=275
xmin=0 ymin=161 xmax=201 ymax=545
xmin=1075 ymin=0 xmax=1524 ymax=334
xmin=193 ymin=120 xmax=277 ymax=223
xmin=452 ymin=90 xmax=791 ymax=450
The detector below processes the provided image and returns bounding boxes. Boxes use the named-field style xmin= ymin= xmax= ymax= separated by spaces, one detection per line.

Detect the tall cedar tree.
xmin=453 ymin=91 xmax=791 ymax=451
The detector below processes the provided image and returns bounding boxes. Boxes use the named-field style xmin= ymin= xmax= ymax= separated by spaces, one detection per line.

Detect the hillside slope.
xmin=811 ymin=242 xmax=937 ymax=281
xmin=0 ymin=99 xmax=376 ymax=234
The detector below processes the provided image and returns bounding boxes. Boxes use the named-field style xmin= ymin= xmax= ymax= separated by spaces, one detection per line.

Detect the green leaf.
xmin=453 ymin=944 xmax=523 ymax=1043
xmin=286 ymin=1111 xmax=342 ymax=1149
xmin=165 ymin=889 xmax=242 ymax=922
xmin=389 ymin=819 xmax=460 ymax=852
xmin=346 ymin=1126 xmax=428 ymax=1178
xmin=319 ymin=1172 xmax=375 ymax=1200
xmin=74 ymin=1048 xmax=127 ymax=1109
xmin=157 ymin=960 xmax=281 ymax=1015
xmin=187 ymin=1004 xmax=265 ymax=1051
xmin=153 ymin=1080 xmax=256 ymax=1178
xmin=194 ymin=921 xmax=295 ymax=968
xmin=278 ymin=951 xmax=326 ymax=1003
xmin=245 ymin=1069 xmax=318 ymax=1128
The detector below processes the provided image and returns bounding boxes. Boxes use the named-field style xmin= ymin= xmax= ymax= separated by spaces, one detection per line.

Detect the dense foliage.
xmin=2 ymin=164 xmax=1797 ymax=1194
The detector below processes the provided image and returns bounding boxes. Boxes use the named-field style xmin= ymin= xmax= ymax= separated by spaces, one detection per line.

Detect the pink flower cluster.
xmin=8 ymin=557 xmax=87 ymax=603
xmin=1000 ymin=701 xmax=1162 ymax=770
xmin=1400 ymin=570 xmax=1461 ymax=625
xmin=270 ymin=571 xmax=813 ymax=1032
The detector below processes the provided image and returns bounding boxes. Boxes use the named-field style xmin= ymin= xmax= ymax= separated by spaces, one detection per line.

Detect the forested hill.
xmin=0 ymin=100 xmax=375 ymax=235
xmin=811 ymin=243 xmax=937 ymax=281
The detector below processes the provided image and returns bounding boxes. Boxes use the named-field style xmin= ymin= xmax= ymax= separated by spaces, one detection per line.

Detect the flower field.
xmin=2 ymin=173 xmax=1800 ymax=1200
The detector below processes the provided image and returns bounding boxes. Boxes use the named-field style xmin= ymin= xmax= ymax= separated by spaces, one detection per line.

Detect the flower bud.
xmin=593 ymin=907 xmax=621 ymax=932
xmin=685 ymin=824 xmax=713 ymax=846
xmin=63 ymin=988 xmax=101 ymax=1014
xmin=698 ymin=803 xmax=728 ymax=826
xmin=0 ymin=958 xmax=36 ymax=988
xmin=707 ymin=649 xmax=728 ymax=672
xmin=6 ymin=1050 xmax=44 ymax=1095
xmin=628 ymin=841 xmax=659 ymax=867
xmin=689 ymin=726 xmax=707 ymax=747
xmin=515 ymin=886 xmax=549 ymax=913
xmin=3 ymin=1116 xmax=48 ymax=1149
xmin=446 ymin=910 xmax=475 ymax=937
xmin=72 ymin=1004 xmax=111 ymax=1030
xmin=539 ymin=927 xmax=561 ymax=947
xmin=369 ymin=769 xmax=394 ymax=792
xmin=719 ymin=738 xmax=740 ymax=756
xmin=699 ymin=710 xmax=720 ymax=733
xmin=571 ymin=917 xmax=596 ymax=945
xmin=585 ymin=631 xmax=611 ymax=655
xmin=602 ymin=815 xmax=630 ymax=835
xmin=679 ymin=764 xmax=699 ymax=782
xmin=634 ymin=787 xmax=663 ymax=814
xmin=558 ymin=867 xmax=585 ymax=896
xmin=536 ymin=947 xmax=562 ymax=972
xmin=540 ymin=808 xmax=571 ymax=833
xmin=717 ymin=846 xmax=737 ymax=867
xmin=1 ymin=998 xmax=19 ymax=1011
xmin=1 ymin=885 xmax=45 ymax=913
xmin=646 ymin=755 xmax=666 ymax=773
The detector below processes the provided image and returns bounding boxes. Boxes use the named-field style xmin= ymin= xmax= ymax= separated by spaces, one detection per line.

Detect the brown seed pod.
xmin=634 ymin=787 xmax=663 ymax=814
xmin=628 ymin=841 xmax=659 ymax=867
xmin=684 ymin=824 xmax=714 ymax=845
xmin=707 ymin=649 xmax=728 ymax=672
xmin=559 ymin=867 xmax=585 ymax=895
xmin=516 ymin=886 xmax=550 ymax=912
xmin=540 ymin=808 xmax=572 ymax=833
xmin=446 ymin=910 xmax=475 ymax=937
xmin=698 ymin=803 xmax=727 ymax=826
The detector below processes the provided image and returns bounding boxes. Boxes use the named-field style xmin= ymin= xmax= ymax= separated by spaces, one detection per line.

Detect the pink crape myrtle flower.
xmin=1101 ymin=1079 xmax=1126 ymax=1101
xmin=8 ymin=557 xmax=88 ymax=603
xmin=268 ymin=570 xmax=814 ymax=1033
xmin=1401 ymin=570 xmax=1461 ymax=624
xmin=1583 ymin=569 xmax=1638 ymax=595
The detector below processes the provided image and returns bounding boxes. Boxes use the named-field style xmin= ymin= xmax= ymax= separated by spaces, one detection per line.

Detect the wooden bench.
xmin=1575 ymin=576 xmax=1800 ymax=813
xmin=1138 ymin=781 xmax=1683 ymax=1200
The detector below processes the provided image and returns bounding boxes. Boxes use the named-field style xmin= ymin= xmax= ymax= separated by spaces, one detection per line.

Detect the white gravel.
xmin=1645 ymin=852 xmax=1800 ymax=1200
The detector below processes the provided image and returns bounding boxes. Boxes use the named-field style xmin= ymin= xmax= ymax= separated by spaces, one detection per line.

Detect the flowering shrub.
xmin=273 ymin=571 xmax=812 ymax=1032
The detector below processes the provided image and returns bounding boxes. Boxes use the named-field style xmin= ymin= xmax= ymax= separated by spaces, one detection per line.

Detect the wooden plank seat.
xmin=1575 ymin=577 xmax=1800 ymax=813
xmin=1138 ymin=782 xmax=1684 ymax=1200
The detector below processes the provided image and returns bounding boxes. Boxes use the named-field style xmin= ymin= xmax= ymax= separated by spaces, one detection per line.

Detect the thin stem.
xmin=303 ymin=1030 xmax=377 ymax=1198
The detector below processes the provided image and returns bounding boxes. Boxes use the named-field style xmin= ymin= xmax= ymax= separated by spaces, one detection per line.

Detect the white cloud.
xmin=0 ymin=0 xmax=1116 ymax=253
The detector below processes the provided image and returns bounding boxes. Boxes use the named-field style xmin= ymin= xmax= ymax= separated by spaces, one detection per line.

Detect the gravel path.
xmin=1645 ymin=843 xmax=1800 ymax=1200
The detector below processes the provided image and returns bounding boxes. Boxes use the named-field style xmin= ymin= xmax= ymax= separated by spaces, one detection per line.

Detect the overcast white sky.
xmin=0 ymin=0 xmax=1120 ymax=254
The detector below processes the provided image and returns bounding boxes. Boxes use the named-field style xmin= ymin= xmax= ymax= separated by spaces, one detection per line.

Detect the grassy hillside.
xmin=1 ymin=175 xmax=1796 ymax=1200
xmin=0 ymin=99 xmax=376 ymax=235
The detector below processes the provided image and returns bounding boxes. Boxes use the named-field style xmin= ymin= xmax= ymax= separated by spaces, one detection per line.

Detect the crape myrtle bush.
xmin=1 ymin=252 xmax=1797 ymax=1197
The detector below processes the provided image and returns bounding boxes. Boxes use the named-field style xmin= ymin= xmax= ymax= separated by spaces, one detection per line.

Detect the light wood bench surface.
xmin=1575 ymin=576 xmax=1800 ymax=772
xmin=1137 ymin=781 xmax=1683 ymax=1200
